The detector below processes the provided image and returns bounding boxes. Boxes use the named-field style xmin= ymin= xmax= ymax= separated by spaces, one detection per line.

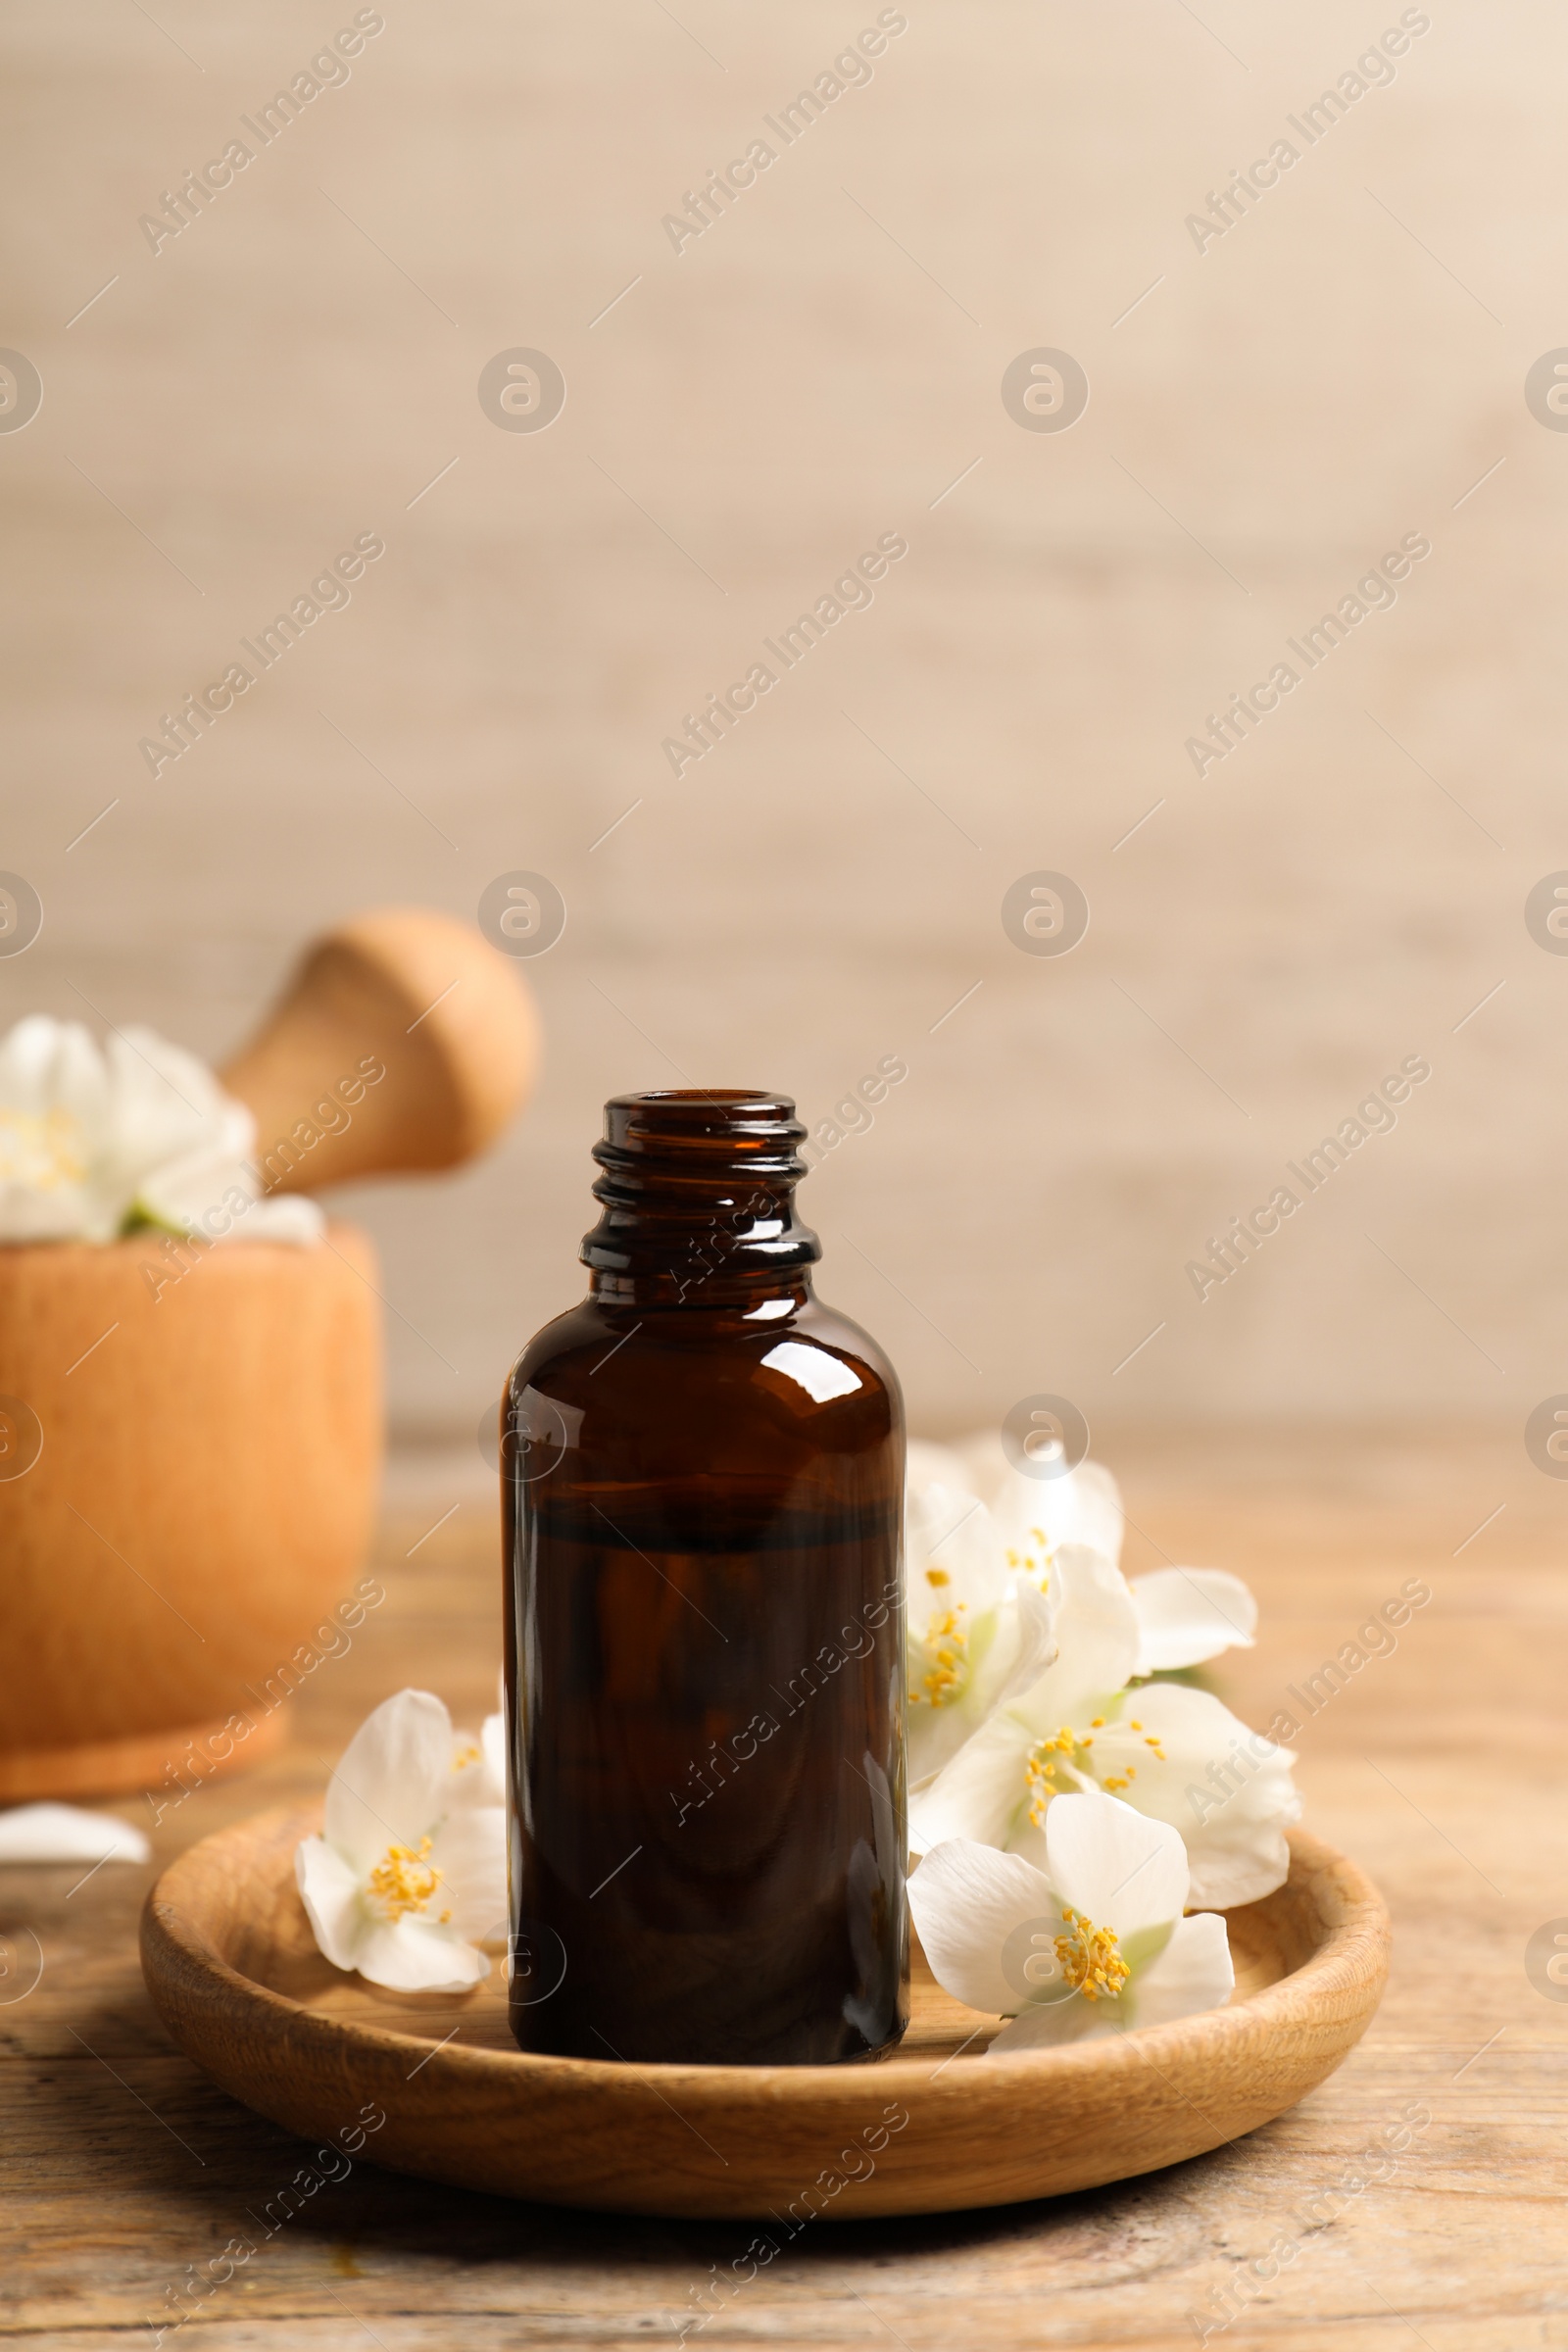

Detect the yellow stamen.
xmin=1006 ymin=1531 xmax=1054 ymax=1594
xmin=908 ymin=1606 xmax=969 ymax=1707
xmin=1025 ymin=1716 xmax=1166 ymax=1820
xmin=1025 ymin=1727 xmax=1085 ymax=1825
xmin=0 ymin=1107 xmax=87 ymax=1193
xmin=367 ymin=1835 xmax=443 ymax=1921
xmin=1054 ymin=1907 xmax=1130 ymax=2002
xmin=925 ymin=1567 xmax=950 ymax=1588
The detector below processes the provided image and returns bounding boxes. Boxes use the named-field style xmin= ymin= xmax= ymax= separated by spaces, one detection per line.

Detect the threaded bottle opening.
xmin=596 ymin=1089 xmax=808 ymax=1176
xmin=583 ymin=1089 xmax=819 ymax=1285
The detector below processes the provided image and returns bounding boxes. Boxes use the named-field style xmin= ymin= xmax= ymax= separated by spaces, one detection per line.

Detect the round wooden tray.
xmin=140 ymin=1805 xmax=1389 ymax=2219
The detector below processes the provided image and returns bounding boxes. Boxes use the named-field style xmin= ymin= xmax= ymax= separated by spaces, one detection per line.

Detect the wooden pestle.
xmin=220 ymin=906 xmax=541 ymax=1193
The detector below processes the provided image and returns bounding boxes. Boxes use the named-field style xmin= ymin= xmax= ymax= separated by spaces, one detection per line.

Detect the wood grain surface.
xmin=138 ymin=1807 xmax=1387 ymax=2218
xmin=4 ymin=1426 xmax=1566 ymax=2347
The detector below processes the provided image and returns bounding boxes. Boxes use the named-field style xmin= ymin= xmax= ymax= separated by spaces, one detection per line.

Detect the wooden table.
xmin=5 ymin=1431 xmax=1565 ymax=2350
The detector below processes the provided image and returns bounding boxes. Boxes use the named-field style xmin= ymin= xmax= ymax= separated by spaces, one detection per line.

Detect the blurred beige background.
xmin=3 ymin=0 xmax=1562 ymax=1449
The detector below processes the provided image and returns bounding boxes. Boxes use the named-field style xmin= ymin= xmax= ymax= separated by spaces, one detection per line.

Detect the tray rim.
xmin=140 ymin=1802 xmax=1392 ymax=2217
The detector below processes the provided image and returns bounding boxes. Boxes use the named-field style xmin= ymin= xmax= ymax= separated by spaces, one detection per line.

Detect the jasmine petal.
xmin=1128 ymin=1565 xmax=1258 ymax=1674
xmin=295 ymin=1689 xmax=506 ymax=1993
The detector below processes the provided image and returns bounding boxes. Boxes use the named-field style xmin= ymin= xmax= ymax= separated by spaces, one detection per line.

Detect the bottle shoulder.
xmin=506 ymin=1298 xmax=616 ymax=1389
xmin=504 ymin=1291 xmax=903 ymax=1452
xmin=790 ymin=1293 xmax=904 ymax=1406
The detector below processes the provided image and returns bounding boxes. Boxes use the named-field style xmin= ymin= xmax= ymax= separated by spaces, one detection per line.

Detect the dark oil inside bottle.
xmin=503 ymin=1090 xmax=908 ymax=2066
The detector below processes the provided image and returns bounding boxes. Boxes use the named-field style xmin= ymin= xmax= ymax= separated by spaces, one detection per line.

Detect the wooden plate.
xmin=140 ymin=1805 xmax=1389 ymax=2219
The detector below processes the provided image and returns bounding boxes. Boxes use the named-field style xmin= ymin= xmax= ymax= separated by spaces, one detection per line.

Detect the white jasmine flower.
xmin=952 ymin=1432 xmax=1126 ymax=1587
xmin=984 ymin=1462 xmax=1256 ymax=1682
xmin=979 ymin=1443 xmax=1257 ymax=1675
xmin=904 ymin=1477 xmax=1056 ymax=1788
xmin=977 ymin=1438 xmax=1256 ymax=1675
xmin=908 ymin=1545 xmax=1298 ymax=1908
xmin=909 ymin=1790 xmax=1233 ymax=2050
xmin=0 ymin=1015 xmax=321 ymax=1246
xmin=295 ymin=1690 xmax=507 ymax=1993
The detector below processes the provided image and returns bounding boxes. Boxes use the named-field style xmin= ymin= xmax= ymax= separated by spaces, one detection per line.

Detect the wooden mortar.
xmin=0 ymin=907 xmax=539 ymax=1801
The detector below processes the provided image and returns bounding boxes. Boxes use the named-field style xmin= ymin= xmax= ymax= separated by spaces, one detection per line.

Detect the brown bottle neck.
xmin=580 ymin=1089 xmax=820 ymax=1308
xmin=588 ymin=1265 xmax=817 ymax=1311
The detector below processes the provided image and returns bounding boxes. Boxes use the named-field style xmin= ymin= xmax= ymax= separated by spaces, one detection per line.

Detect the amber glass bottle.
xmin=502 ymin=1090 xmax=907 ymax=2066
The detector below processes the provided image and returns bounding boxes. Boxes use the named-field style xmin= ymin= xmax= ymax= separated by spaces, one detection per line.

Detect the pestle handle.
xmin=220 ymin=907 xmax=542 ymax=1194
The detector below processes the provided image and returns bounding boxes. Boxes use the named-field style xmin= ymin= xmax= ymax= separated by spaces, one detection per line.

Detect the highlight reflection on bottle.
xmin=502 ymin=1090 xmax=908 ymax=2065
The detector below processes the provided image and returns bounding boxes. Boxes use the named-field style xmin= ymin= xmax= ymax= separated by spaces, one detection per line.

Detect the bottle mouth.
xmin=583 ymin=1090 xmax=819 ymax=1283
xmin=596 ymin=1090 xmax=808 ymax=1176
